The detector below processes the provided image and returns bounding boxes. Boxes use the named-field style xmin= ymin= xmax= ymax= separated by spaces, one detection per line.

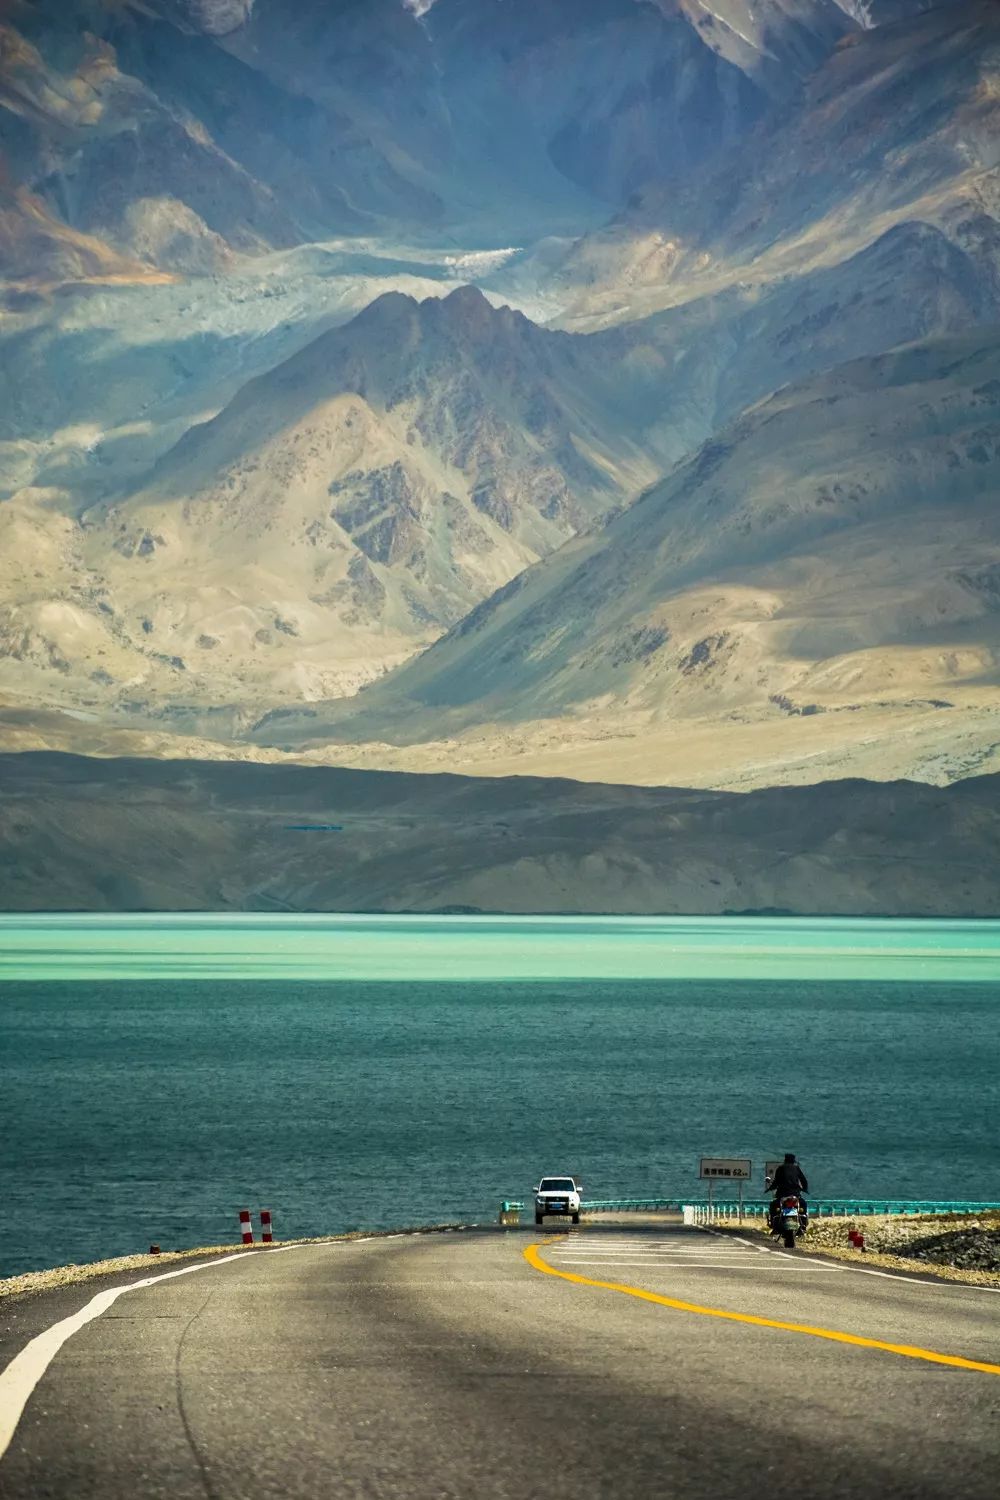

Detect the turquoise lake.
xmin=2 ymin=916 xmax=1000 ymax=1274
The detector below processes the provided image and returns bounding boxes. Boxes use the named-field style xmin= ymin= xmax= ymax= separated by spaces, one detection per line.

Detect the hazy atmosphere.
xmin=2 ymin=9 xmax=1000 ymax=1499
xmin=1 ymin=0 xmax=998 ymax=916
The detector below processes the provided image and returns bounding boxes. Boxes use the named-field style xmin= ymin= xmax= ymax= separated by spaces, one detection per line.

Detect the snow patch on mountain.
xmin=833 ymin=0 xmax=874 ymax=25
xmin=168 ymin=1 xmax=256 ymax=35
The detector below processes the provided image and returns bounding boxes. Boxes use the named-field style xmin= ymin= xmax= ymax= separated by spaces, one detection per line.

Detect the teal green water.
xmin=3 ymin=915 xmax=1000 ymax=982
xmin=2 ymin=918 xmax=999 ymax=1275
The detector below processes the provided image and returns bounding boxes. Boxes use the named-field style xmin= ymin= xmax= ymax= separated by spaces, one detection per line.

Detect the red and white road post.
xmin=260 ymin=1210 xmax=273 ymax=1244
xmin=239 ymin=1209 xmax=254 ymax=1246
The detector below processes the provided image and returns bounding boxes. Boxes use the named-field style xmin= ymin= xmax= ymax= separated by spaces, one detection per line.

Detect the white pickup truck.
xmin=534 ymin=1176 xmax=583 ymax=1225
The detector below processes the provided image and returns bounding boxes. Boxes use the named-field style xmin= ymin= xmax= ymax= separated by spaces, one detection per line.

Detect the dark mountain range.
xmin=2 ymin=751 xmax=999 ymax=915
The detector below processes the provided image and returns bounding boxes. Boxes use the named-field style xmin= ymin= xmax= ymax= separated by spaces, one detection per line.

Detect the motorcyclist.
xmin=766 ymin=1153 xmax=809 ymax=1231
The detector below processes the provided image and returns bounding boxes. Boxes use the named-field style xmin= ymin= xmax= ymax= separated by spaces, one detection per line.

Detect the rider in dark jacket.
xmin=767 ymin=1154 xmax=809 ymax=1228
xmin=767 ymin=1154 xmax=809 ymax=1197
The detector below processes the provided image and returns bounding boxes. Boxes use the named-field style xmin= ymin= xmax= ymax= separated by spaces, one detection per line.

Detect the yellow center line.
xmin=524 ymin=1242 xmax=1000 ymax=1377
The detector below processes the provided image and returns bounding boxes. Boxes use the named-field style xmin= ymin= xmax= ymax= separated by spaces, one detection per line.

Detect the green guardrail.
xmin=686 ymin=1199 xmax=1000 ymax=1217
xmin=582 ymin=1198 xmax=681 ymax=1212
xmin=500 ymin=1197 xmax=1000 ymax=1220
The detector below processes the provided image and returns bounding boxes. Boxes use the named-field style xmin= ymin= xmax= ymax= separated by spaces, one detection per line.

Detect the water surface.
xmin=2 ymin=918 xmax=998 ymax=1274
xmin=3 ymin=914 xmax=999 ymax=982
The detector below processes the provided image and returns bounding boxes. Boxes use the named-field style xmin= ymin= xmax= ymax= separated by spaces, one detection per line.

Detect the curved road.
xmin=1 ymin=1223 xmax=998 ymax=1498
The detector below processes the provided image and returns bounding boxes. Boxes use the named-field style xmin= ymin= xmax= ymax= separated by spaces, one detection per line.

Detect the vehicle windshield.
xmin=539 ymin=1178 xmax=575 ymax=1192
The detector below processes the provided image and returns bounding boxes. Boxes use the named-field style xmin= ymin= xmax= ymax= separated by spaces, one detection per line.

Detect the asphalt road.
xmin=1 ymin=1223 xmax=998 ymax=1499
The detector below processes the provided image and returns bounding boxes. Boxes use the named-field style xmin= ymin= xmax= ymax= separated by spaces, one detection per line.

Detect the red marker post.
xmin=261 ymin=1209 xmax=273 ymax=1244
xmin=239 ymin=1209 xmax=254 ymax=1246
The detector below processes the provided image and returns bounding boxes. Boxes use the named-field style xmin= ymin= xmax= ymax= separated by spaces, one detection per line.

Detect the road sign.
xmin=699 ymin=1157 xmax=752 ymax=1180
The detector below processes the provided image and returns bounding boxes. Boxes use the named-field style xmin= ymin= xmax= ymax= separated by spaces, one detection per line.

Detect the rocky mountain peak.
xmin=430 ymin=285 xmax=527 ymax=342
xmin=438 ymin=283 xmax=494 ymax=316
xmin=351 ymin=290 xmax=422 ymax=332
xmin=347 ymin=286 xmax=527 ymax=355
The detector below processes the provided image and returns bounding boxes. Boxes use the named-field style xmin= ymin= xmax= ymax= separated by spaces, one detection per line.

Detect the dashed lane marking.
xmin=548 ymin=1251 xmax=769 ymax=1259
xmin=550 ymin=1259 xmax=823 ymax=1269
xmin=524 ymin=1242 xmax=1000 ymax=1377
xmin=549 ymin=1244 xmax=759 ymax=1252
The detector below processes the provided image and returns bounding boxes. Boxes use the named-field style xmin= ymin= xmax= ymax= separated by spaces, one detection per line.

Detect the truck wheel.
xmin=535 ymin=1212 xmax=543 ymax=1225
xmin=571 ymin=1212 xmax=580 ymax=1224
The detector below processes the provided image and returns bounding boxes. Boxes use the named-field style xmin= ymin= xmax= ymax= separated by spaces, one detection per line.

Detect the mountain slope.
xmin=0 ymin=8 xmax=302 ymax=275
xmin=0 ymin=182 xmax=170 ymax=287
xmin=3 ymin=203 xmax=997 ymax=728
xmin=548 ymin=0 xmax=1000 ymax=330
xmin=255 ymin=330 xmax=1000 ymax=788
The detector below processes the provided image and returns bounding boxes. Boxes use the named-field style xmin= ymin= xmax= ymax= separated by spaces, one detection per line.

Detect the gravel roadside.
xmin=719 ymin=1214 xmax=1000 ymax=1288
xmin=0 ymin=1224 xmax=477 ymax=1303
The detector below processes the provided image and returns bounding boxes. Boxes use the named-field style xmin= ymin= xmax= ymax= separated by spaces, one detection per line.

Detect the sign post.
xmin=699 ymin=1158 xmax=752 ymax=1220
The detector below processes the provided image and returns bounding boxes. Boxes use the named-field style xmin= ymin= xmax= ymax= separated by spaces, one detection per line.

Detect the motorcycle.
xmin=769 ymin=1194 xmax=808 ymax=1249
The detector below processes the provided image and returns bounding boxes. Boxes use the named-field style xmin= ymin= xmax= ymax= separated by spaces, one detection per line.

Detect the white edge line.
xmin=0 ymin=1230 xmax=427 ymax=1456
xmin=0 ymin=1252 xmax=271 ymax=1460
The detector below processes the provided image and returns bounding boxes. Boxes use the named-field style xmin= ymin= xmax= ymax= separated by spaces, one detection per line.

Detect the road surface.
xmin=1 ymin=1223 xmax=998 ymax=1498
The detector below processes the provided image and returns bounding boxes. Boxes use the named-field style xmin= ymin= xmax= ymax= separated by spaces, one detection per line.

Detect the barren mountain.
xmin=8 ymin=208 xmax=991 ymax=731
xmin=2 ymin=0 xmax=1000 ymax=808
xmin=548 ymin=0 xmax=1000 ymax=329
xmin=0 ymin=7 xmax=301 ymax=277
xmin=256 ymin=330 xmax=1000 ymax=788
xmin=0 ymin=286 xmax=671 ymax=712
xmin=0 ymin=182 xmax=168 ymax=287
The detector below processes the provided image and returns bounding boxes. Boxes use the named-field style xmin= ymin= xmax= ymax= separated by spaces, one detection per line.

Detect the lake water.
xmin=2 ymin=916 xmax=1000 ymax=1275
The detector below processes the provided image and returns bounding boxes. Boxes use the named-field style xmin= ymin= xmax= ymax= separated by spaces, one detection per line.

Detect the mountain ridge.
xmin=2 ymin=750 xmax=999 ymax=915
xmin=1 ymin=0 xmax=999 ymax=797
